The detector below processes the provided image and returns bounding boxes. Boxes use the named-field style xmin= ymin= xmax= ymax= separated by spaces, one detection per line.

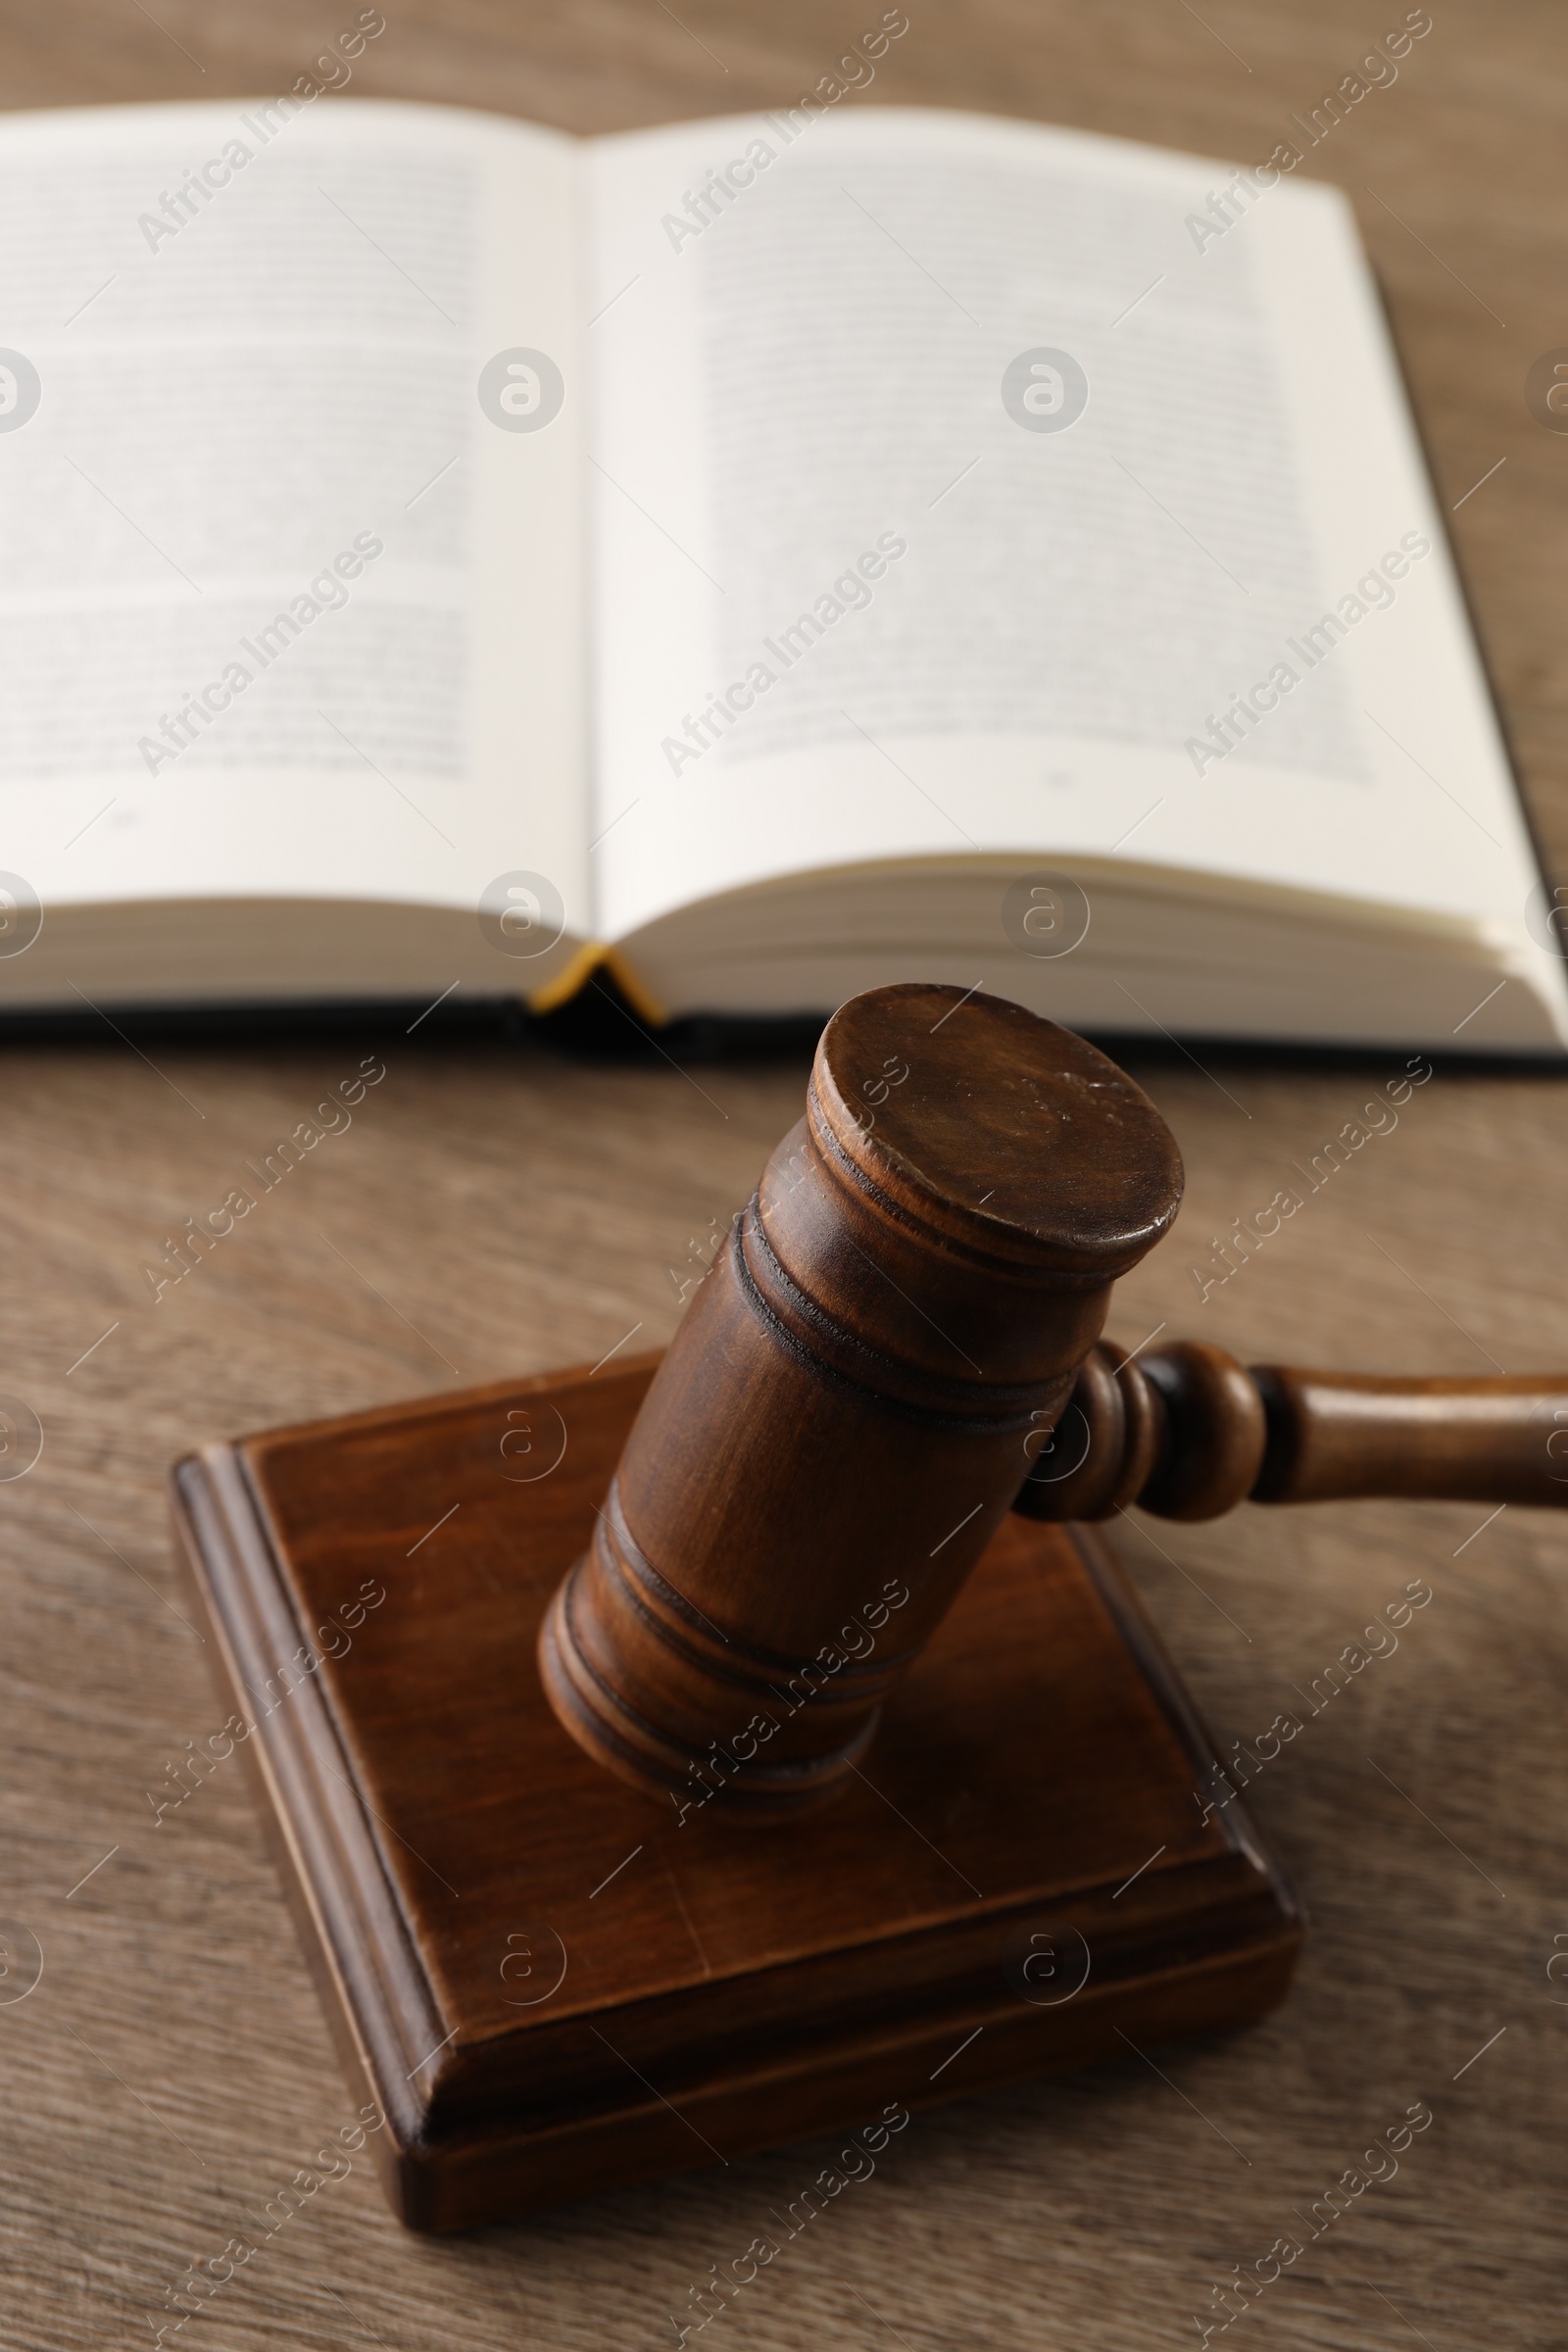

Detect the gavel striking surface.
xmin=172 ymin=1352 xmax=1300 ymax=2231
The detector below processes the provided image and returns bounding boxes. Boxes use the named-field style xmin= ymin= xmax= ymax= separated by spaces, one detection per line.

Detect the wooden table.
xmin=4 ymin=2 xmax=1565 ymax=2345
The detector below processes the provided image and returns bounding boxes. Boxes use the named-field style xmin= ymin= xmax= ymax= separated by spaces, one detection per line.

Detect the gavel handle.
xmin=1013 ymin=1339 xmax=1568 ymax=1524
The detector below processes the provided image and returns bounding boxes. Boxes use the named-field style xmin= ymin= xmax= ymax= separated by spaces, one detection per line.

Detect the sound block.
xmin=171 ymin=1355 xmax=1300 ymax=2232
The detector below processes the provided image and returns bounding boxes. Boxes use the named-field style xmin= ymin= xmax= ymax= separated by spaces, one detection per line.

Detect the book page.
xmin=0 ymin=98 xmax=588 ymax=938
xmin=584 ymin=107 xmax=1547 ymax=981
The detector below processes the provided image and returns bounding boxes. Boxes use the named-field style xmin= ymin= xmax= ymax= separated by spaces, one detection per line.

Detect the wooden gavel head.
xmin=538 ymin=981 xmax=1185 ymax=1815
xmin=539 ymin=981 xmax=1568 ymax=1819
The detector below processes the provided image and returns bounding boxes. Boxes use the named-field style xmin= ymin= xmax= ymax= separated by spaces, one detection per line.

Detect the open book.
xmin=3 ymin=88 xmax=1564 ymax=1049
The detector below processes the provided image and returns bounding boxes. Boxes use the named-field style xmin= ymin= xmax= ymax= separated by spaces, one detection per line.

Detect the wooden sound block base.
xmin=171 ymin=1356 xmax=1300 ymax=2233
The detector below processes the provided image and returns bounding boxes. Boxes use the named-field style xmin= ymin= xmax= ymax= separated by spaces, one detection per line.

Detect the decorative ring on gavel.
xmin=1013 ymin=1339 xmax=1568 ymax=1522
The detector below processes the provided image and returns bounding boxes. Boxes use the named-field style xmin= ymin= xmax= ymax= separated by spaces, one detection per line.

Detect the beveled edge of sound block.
xmin=170 ymin=1356 xmax=1301 ymax=2233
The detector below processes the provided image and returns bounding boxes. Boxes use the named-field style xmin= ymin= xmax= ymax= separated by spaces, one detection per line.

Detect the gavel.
xmin=538 ymin=982 xmax=1564 ymax=1815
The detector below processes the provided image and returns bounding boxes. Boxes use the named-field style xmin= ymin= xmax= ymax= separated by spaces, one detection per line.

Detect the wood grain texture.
xmin=171 ymin=1355 xmax=1298 ymax=2230
xmin=3 ymin=1 xmax=1568 ymax=2346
